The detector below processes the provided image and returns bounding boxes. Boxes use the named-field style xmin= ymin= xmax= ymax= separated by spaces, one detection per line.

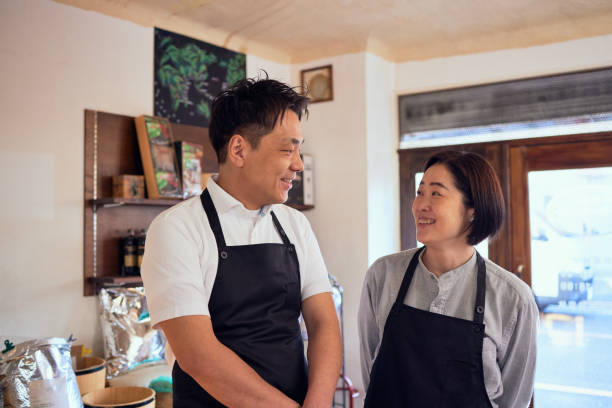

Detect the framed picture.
xmin=301 ymin=65 xmax=333 ymax=103
xmin=154 ymin=28 xmax=246 ymax=127
xmin=134 ymin=115 xmax=182 ymax=199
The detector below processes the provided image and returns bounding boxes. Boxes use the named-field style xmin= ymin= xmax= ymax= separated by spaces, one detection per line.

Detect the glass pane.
xmin=414 ymin=172 xmax=488 ymax=257
xmin=529 ymin=167 xmax=612 ymax=407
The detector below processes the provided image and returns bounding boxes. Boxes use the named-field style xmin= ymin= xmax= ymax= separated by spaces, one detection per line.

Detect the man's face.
xmin=241 ymin=110 xmax=304 ymax=208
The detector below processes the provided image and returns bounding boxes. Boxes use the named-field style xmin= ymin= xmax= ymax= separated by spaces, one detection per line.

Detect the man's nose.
xmin=291 ymin=151 xmax=304 ymax=172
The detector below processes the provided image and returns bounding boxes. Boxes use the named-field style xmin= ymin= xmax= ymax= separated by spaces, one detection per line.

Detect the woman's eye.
xmin=416 ymin=190 xmax=423 ymax=196
xmin=432 ymin=191 xmax=441 ymax=196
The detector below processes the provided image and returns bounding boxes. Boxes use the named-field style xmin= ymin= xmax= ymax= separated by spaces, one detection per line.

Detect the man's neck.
xmin=215 ymin=171 xmax=260 ymax=210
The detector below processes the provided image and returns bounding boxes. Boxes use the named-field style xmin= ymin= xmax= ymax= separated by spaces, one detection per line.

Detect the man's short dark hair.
xmin=209 ymin=75 xmax=310 ymax=163
xmin=424 ymin=150 xmax=505 ymax=246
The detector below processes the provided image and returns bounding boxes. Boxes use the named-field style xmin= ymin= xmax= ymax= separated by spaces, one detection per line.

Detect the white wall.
xmin=247 ymin=54 xmax=291 ymax=84
xmin=0 ymin=0 xmax=296 ymax=354
xmin=0 ymin=0 xmax=152 ymax=351
xmin=365 ymin=53 xmax=398 ymax=266
xmin=291 ymin=53 xmax=370 ymax=402
xmin=396 ymin=34 xmax=612 ymax=95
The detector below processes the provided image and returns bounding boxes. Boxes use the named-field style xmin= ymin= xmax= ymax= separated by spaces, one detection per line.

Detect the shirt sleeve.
xmin=299 ymin=214 xmax=332 ymax=300
xmin=140 ymin=213 xmax=209 ymax=328
xmin=495 ymin=292 xmax=539 ymax=408
xmin=358 ymin=260 xmax=381 ymax=393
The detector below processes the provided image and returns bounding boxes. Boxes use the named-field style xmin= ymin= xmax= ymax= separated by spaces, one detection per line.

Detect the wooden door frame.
xmin=399 ymin=131 xmax=612 ymax=280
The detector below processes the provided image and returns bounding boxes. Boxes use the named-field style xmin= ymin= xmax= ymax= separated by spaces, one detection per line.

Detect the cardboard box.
xmin=112 ymin=175 xmax=145 ymax=199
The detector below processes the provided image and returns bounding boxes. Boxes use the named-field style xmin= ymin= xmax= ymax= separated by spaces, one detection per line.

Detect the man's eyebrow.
xmin=283 ymin=138 xmax=304 ymax=146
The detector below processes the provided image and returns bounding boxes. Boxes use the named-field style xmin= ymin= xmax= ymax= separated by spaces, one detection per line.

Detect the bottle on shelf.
xmin=120 ymin=229 xmax=138 ymax=276
xmin=137 ymin=229 xmax=147 ymax=270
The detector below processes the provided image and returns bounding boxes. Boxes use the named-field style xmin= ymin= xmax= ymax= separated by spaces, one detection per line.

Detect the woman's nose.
xmin=413 ymin=196 xmax=430 ymax=211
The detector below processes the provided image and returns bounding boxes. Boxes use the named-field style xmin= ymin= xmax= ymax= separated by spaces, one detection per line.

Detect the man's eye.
xmin=432 ymin=191 xmax=441 ymax=196
xmin=416 ymin=190 xmax=423 ymax=196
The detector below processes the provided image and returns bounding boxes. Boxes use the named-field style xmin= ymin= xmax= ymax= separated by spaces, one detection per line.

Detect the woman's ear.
xmin=226 ymin=134 xmax=247 ymax=168
xmin=468 ymin=208 xmax=476 ymax=223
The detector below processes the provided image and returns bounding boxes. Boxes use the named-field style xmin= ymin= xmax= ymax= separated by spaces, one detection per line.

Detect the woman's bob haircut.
xmin=424 ymin=150 xmax=505 ymax=246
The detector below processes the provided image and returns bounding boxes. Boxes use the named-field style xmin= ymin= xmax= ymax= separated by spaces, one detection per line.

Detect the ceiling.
xmin=55 ymin=0 xmax=612 ymax=63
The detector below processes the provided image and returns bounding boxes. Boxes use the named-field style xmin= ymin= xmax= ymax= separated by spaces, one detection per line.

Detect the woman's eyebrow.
xmin=426 ymin=181 xmax=449 ymax=190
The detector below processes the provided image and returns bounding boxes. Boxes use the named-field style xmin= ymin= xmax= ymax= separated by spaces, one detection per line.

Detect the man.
xmin=141 ymin=76 xmax=342 ymax=408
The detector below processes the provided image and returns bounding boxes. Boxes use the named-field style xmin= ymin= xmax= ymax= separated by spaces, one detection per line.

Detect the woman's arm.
xmin=496 ymin=295 xmax=539 ymax=408
xmin=358 ymin=265 xmax=381 ymax=392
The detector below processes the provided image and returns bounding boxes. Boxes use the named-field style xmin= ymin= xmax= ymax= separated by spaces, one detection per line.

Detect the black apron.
xmin=364 ymin=247 xmax=492 ymax=408
xmin=172 ymin=189 xmax=308 ymax=407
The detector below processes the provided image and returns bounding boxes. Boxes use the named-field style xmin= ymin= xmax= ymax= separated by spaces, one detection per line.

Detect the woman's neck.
xmin=421 ymin=245 xmax=474 ymax=278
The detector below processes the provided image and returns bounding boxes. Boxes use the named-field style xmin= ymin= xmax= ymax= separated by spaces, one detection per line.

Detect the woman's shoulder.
xmin=483 ymin=258 xmax=536 ymax=307
xmin=367 ymin=248 xmax=420 ymax=281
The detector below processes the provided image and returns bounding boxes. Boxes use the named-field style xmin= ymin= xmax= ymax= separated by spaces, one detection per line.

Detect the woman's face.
xmin=412 ymin=164 xmax=474 ymax=249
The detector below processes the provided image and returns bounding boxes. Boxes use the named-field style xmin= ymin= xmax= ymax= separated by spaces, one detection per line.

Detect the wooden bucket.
xmin=82 ymin=386 xmax=155 ymax=408
xmin=75 ymin=356 xmax=106 ymax=395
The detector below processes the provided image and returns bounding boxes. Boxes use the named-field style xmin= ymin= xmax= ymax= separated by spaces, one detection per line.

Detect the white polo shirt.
xmin=141 ymin=177 xmax=332 ymax=328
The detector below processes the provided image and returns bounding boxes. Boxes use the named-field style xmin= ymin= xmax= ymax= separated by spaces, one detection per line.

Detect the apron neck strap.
xmin=394 ymin=246 xmax=426 ymax=308
xmin=473 ymin=251 xmax=487 ymax=325
xmin=270 ymin=211 xmax=291 ymax=245
xmin=201 ymin=189 xmax=227 ymax=249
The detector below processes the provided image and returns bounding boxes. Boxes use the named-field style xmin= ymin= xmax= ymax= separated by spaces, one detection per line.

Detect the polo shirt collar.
xmin=206 ymin=176 xmax=274 ymax=216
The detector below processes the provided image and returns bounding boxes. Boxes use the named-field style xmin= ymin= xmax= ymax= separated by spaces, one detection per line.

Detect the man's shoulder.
xmin=270 ymin=203 xmax=310 ymax=230
xmin=272 ymin=203 xmax=307 ymax=220
xmin=150 ymin=195 xmax=206 ymax=231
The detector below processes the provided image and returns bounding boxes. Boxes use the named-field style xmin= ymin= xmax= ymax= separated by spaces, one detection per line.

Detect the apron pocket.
xmin=442 ymin=359 xmax=482 ymax=407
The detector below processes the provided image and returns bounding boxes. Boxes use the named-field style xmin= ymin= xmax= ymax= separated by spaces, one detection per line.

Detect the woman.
xmin=359 ymin=151 xmax=538 ymax=408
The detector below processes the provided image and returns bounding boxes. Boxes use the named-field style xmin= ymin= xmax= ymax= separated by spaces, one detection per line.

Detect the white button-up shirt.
xmin=141 ymin=177 xmax=331 ymax=328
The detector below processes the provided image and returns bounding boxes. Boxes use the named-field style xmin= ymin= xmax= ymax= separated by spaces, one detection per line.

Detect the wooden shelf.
xmin=91 ymin=197 xmax=313 ymax=211
xmin=89 ymin=276 xmax=143 ymax=293
xmin=84 ymin=110 xmax=219 ymax=296
xmin=288 ymin=204 xmax=314 ymax=211
xmin=83 ymin=109 xmax=313 ymax=296
xmin=91 ymin=197 xmax=183 ymax=207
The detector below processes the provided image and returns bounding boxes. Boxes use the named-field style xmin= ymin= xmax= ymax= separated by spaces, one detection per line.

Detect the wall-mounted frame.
xmin=154 ymin=27 xmax=246 ymax=127
xmin=301 ymin=65 xmax=333 ymax=103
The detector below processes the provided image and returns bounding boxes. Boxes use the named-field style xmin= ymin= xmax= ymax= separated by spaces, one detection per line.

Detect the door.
xmin=509 ymin=134 xmax=612 ymax=407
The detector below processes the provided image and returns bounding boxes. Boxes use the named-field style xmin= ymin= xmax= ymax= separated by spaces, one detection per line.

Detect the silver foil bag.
xmin=99 ymin=287 xmax=166 ymax=378
xmin=0 ymin=337 xmax=83 ymax=408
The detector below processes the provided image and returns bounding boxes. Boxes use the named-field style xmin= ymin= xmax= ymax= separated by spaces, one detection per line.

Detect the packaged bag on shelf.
xmin=99 ymin=287 xmax=166 ymax=378
xmin=0 ymin=337 xmax=83 ymax=408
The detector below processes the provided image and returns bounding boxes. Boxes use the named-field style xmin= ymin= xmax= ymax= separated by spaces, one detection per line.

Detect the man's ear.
xmin=226 ymin=134 xmax=248 ymax=167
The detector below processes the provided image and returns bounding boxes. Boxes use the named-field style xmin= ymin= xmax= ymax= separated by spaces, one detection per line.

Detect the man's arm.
xmin=301 ymin=292 xmax=342 ymax=408
xmin=160 ymin=315 xmax=301 ymax=408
